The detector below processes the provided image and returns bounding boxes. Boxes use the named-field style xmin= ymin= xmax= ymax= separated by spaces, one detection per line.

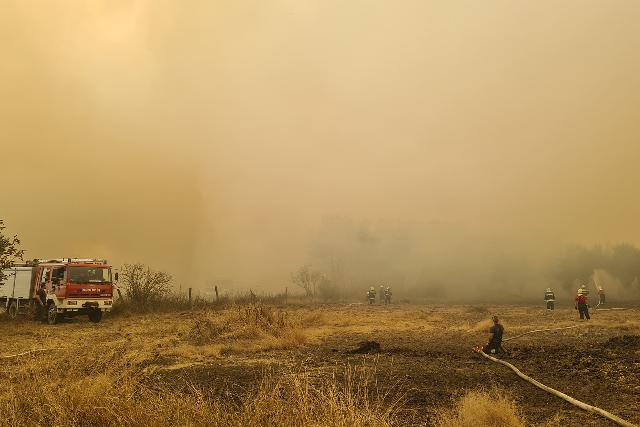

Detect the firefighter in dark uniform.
xmin=384 ymin=287 xmax=392 ymax=305
xmin=544 ymin=287 xmax=555 ymax=311
xmin=367 ymin=287 xmax=376 ymax=305
xmin=482 ymin=315 xmax=504 ymax=354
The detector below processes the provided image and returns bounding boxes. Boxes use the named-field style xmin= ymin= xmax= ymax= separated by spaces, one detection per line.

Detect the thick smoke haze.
xmin=2 ymin=1 xmax=640 ymax=298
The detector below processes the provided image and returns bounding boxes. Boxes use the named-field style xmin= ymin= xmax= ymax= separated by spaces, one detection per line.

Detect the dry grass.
xmin=0 ymin=343 xmax=400 ymax=427
xmin=434 ymin=389 xmax=526 ymax=427
xmin=0 ymin=303 xmax=637 ymax=426
xmin=187 ymin=303 xmax=308 ymax=352
xmin=233 ymin=366 xmax=402 ymax=427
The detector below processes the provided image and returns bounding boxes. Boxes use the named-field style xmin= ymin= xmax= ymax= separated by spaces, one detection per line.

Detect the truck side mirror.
xmin=114 ymin=272 xmax=119 ymax=281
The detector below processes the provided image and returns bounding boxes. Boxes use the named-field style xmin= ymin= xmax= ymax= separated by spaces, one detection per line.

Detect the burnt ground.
xmin=149 ymin=305 xmax=640 ymax=426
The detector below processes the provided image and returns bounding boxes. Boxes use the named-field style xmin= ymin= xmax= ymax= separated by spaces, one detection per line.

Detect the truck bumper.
xmin=56 ymin=299 xmax=112 ymax=313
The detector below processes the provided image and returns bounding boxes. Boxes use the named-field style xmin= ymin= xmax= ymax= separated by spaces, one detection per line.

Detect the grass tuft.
xmin=434 ymin=388 xmax=525 ymax=427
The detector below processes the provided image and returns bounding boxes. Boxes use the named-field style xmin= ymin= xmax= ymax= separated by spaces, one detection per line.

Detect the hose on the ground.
xmin=503 ymin=325 xmax=581 ymax=342
xmin=478 ymin=351 xmax=637 ymax=427
xmin=0 ymin=348 xmax=62 ymax=359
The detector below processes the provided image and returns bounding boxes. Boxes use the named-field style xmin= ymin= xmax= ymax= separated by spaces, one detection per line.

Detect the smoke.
xmin=2 ymin=1 xmax=640 ymax=296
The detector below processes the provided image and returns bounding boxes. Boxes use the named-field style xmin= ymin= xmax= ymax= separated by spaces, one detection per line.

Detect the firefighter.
xmin=544 ymin=287 xmax=555 ymax=311
xmin=384 ymin=287 xmax=392 ymax=305
xmin=575 ymin=288 xmax=590 ymax=320
xmin=379 ymin=285 xmax=385 ymax=303
xmin=480 ymin=315 xmax=504 ymax=354
xmin=367 ymin=287 xmax=376 ymax=305
xmin=597 ymin=286 xmax=606 ymax=308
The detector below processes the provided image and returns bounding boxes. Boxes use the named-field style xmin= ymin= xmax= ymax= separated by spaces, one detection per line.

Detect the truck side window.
xmin=52 ymin=267 xmax=65 ymax=284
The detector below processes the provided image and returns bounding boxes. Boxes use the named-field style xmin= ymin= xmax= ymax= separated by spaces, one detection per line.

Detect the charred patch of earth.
xmin=348 ymin=340 xmax=381 ymax=354
xmin=144 ymin=363 xmax=267 ymax=402
xmin=605 ymin=334 xmax=640 ymax=349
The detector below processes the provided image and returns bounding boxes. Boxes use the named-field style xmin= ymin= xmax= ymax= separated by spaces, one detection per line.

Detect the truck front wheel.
xmin=88 ymin=310 xmax=102 ymax=323
xmin=47 ymin=304 xmax=59 ymax=325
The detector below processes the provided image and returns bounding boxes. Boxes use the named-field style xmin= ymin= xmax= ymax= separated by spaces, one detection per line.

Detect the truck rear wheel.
xmin=47 ymin=303 xmax=59 ymax=325
xmin=88 ymin=310 xmax=102 ymax=323
xmin=7 ymin=301 xmax=17 ymax=319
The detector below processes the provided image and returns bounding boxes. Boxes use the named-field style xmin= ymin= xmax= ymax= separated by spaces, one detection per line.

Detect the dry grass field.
xmin=0 ymin=303 xmax=638 ymax=426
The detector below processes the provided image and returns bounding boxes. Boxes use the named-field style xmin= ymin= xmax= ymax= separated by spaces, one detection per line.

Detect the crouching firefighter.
xmin=473 ymin=315 xmax=505 ymax=355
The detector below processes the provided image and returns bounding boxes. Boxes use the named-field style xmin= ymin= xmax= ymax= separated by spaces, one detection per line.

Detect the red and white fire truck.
xmin=0 ymin=258 xmax=115 ymax=324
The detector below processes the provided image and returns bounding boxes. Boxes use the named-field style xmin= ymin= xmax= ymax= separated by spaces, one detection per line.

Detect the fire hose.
xmin=0 ymin=348 xmax=61 ymax=359
xmin=503 ymin=325 xmax=581 ymax=342
xmin=478 ymin=350 xmax=636 ymax=427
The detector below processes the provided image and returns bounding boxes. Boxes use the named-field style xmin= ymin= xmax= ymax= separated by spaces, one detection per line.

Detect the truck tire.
xmin=47 ymin=303 xmax=59 ymax=325
xmin=88 ymin=310 xmax=102 ymax=323
xmin=7 ymin=301 xmax=18 ymax=319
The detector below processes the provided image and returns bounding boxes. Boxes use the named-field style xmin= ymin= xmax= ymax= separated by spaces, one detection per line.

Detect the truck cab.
xmin=33 ymin=259 xmax=113 ymax=324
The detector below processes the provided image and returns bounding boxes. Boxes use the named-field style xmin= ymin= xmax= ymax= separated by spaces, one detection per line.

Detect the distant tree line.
xmin=552 ymin=243 xmax=640 ymax=291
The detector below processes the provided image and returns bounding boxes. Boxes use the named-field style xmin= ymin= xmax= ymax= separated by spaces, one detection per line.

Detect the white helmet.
xmin=370 ymin=287 xmax=374 ymax=291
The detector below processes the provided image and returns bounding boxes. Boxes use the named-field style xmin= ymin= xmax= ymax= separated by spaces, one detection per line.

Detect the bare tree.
xmin=120 ymin=263 xmax=172 ymax=309
xmin=291 ymin=265 xmax=324 ymax=298
xmin=0 ymin=220 xmax=24 ymax=282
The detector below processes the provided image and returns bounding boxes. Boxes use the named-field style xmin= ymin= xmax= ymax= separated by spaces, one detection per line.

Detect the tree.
xmin=291 ymin=265 xmax=324 ymax=298
xmin=317 ymin=276 xmax=339 ymax=301
xmin=0 ymin=220 xmax=24 ymax=282
xmin=119 ymin=263 xmax=172 ymax=309
xmin=552 ymin=245 xmax=607 ymax=292
xmin=608 ymin=243 xmax=640 ymax=288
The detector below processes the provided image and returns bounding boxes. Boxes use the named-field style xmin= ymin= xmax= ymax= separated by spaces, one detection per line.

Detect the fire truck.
xmin=0 ymin=258 xmax=115 ymax=324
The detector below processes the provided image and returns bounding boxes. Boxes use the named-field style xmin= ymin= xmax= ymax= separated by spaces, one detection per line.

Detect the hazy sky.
xmin=2 ymin=1 xmax=640 ymax=291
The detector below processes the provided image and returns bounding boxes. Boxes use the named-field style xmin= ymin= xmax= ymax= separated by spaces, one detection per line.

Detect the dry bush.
xmin=187 ymin=304 xmax=307 ymax=350
xmin=301 ymin=309 xmax=328 ymax=326
xmin=119 ymin=263 xmax=173 ymax=310
xmin=434 ymin=389 xmax=525 ymax=427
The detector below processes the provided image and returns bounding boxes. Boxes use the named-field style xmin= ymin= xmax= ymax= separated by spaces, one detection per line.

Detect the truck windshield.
xmin=68 ymin=267 xmax=112 ymax=284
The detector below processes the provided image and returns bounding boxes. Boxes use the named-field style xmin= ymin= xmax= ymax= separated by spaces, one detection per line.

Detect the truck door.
xmin=52 ymin=267 xmax=66 ymax=299
xmin=38 ymin=267 xmax=52 ymax=295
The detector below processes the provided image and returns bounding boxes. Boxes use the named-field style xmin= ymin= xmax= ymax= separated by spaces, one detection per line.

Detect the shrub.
xmin=118 ymin=263 xmax=172 ymax=311
xmin=434 ymin=389 xmax=525 ymax=427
